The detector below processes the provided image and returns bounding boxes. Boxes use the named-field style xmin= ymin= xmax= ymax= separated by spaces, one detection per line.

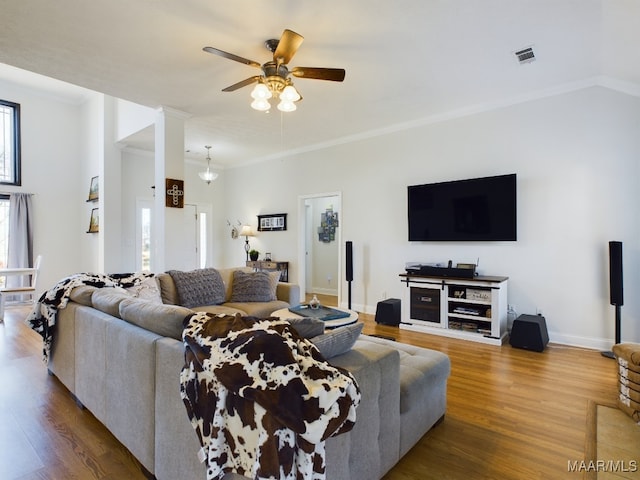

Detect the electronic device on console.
xmin=405 ymin=261 xmax=477 ymax=278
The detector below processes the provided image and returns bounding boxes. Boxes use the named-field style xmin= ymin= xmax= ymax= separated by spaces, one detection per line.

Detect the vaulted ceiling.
xmin=1 ymin=0 xmax=638 ymax=167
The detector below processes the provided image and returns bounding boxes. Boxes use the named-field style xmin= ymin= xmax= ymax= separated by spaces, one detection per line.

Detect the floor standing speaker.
xmin=510 ymin=314 xmax=549 ymax=352
xmin=345 ymin=241 xmax=353 ymax=282
xmin=603 ymin=241 xmax=623 ymax=357
xmin=345 ymin=241 xmax=353 ymax=309
xmin=609 ymin=241 xmax=623 ymax=307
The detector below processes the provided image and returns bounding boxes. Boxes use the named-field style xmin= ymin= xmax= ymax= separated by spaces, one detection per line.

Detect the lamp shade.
xmin=198 ymin=169 xmax=218 ymax=184
xmin=239 ymin=225 xmax=254 ymax=237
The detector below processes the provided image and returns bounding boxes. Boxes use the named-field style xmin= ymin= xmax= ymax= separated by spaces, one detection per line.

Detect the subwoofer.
xmin=375 ymin=298 xmax=401 ymax=326
xmin=510 ymin=315 xmax=549 ymax=352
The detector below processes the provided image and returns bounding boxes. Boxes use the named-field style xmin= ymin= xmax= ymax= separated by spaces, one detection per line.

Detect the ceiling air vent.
xmin=514 ymin=46 xmax=535 ymax=64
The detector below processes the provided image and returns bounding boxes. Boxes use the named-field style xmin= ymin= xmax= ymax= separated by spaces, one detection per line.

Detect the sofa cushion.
xmin=156 ymin=273 xmax=179 ymax=305
xmin=123 ymin=276 xmax=163 ymax=304
xmin=189 ymin=304 xmax=247 ymax=317
xmin=167 ymin=268 xmax=226 ymax=308
xmin=91 ymin=287 xmax=131 ymax=318
xmin=286 ymin=317 xmax=326 ymax=338
xmin=70 ymin=285 xmax=97 ymax=306
xmin=229 ymin=270 xmax=276 ymax=302
xmin=224 ymin=300 xmax=290 ymax=318
xmin=119 ymin=298 xmax=194 ymax=340
xmin=311 ymin=322 xmax=364 ymax=359
xmin=217 ymin=267 xmax=252 ymax=301
xmin=383 ymin=341 xmax=451 ymax=414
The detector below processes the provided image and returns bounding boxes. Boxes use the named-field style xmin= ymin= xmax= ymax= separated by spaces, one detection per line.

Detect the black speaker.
xmin=345 ymin=241 xmax=353 ymax=282
xmin=609 ymin=241 xmax=623 ymax=306
xmin=510 ymin=315 xmax=549 ymax=352
xmin=375 ymin=298 xmax=401 ymax=326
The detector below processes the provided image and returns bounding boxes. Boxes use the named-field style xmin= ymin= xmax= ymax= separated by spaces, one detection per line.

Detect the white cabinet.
xmin=399 ymin=274 xmax=508 ymax=345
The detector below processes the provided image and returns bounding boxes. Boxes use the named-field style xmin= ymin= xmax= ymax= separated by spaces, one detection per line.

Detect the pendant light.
xmin=198 ymin=145 xmax=218 ymax=184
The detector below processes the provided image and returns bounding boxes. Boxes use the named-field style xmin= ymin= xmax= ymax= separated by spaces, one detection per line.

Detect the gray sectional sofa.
xmin=45 ymin=268 xmax=450 ymax=480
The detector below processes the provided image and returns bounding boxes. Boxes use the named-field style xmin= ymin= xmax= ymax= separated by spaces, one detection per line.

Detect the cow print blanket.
xmin=180 ymin=312 xmax=361 ymax=480
xmin=25 ymin=272 xmax=155 ymax=363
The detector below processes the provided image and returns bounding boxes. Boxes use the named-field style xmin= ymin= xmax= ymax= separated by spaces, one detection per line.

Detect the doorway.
xmin=136 ymin=200 xmax=212 ymax=271
xmin=298 ymin=192 xmax=342 ymax=307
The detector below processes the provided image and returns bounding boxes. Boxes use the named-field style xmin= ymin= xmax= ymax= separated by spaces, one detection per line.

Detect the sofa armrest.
xmin=276 ymin=282 xmax=300 ymax=306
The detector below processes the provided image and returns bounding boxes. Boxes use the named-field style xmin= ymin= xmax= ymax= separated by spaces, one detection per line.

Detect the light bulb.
xmin=277 ymin=100 xmax=297 ymax=112
xmin=251 ymin=83 xmax=272 ymax=100
xmin=280 ymin=85 xmax=301 ymax=102
xmin=251 ymin=98 xmax=271 ymax=111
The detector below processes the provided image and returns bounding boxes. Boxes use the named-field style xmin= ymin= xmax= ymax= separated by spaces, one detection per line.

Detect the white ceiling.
xmin=1 ymin=0 xmax=639 ymax=167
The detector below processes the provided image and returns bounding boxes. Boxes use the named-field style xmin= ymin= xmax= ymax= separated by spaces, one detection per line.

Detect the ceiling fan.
xmin=203 ymin=29 xmax=346 ymax=112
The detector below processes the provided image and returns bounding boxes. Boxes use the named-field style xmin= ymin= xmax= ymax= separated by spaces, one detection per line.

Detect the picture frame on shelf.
xmin=258 ymin=213 xmax=287 ymax=232
xmin=87 ymin=208 xmax=99 ymax=233
xmin=87 ymin=176 xmax=99 ymax=202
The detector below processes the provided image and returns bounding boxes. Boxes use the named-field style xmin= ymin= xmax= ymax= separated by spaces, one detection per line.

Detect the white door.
xmin=136 ymin=201 xmax=211 ymax=271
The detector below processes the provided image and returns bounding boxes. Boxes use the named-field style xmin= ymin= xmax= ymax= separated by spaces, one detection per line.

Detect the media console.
xmin=399 ymin=273 xmax=508 ymax=346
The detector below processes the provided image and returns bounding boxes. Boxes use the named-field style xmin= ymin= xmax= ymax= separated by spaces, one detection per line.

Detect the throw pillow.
xmin=310 ymin=322 xmax=364 ymax=359
xmin=124 ymin=276 xmax=163 ymax=304
xmin=285 ymin=317 xmax=326 ymax=338
xmin=167 ymin=268 xmax=226 ymax=308
xmin=268 ymin=270 xmax=281 ymax=298
xmin=229 ymin=270 xmax=277 ymax=303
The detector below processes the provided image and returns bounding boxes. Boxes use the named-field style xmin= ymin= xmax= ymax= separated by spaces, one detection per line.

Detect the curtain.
xmin=7 ymin=192 xmax=34 ymax=288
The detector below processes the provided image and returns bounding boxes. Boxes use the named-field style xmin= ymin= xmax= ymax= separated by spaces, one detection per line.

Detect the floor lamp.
xmin=240 ymin=226 xmax=254 ymax=262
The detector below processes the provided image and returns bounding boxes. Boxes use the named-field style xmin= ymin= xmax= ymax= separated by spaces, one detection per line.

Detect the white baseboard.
xmin=310 ymin=287 xmax=338 ymax=296
xmin=344 ymin=303 xmax=613 ymax=351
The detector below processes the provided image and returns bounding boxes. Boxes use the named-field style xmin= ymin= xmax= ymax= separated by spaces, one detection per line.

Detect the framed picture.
xmin=87 ymin=208 xmax=99 ymax=233
xmin=258 ymin=213 xmax=287 ymax=232
xmin=87 ymin=176 xmax=99 ymax=202
xmin=165 ymin=178 xmax=185 ymax=208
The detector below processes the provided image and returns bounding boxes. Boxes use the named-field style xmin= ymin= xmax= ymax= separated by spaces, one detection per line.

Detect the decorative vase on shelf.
xmin=309 ymin=295 xmax=321 ymax=310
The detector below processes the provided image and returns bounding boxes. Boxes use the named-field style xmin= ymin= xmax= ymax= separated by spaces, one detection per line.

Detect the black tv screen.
xmin=408 ymin=174 xmax=517 ymax=241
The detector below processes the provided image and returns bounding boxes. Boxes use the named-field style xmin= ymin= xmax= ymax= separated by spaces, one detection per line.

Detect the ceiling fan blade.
xmin=203 ymin=46 xmax=261 ymax=68
xmin=273 ymin=29 xmax=304 ymax=65
xmin=291 ymin=67 xmax=346 ymax=82
xmin=222 ymin=76 xmax=261 ymax=92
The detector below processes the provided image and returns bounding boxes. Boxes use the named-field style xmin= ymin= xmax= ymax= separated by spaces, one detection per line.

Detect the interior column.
xmin=153 ymin=107 xmax=189 ymax=273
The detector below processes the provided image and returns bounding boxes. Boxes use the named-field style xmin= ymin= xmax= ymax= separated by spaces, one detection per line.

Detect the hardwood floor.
xmin=1 ymin=305 xmax=619 ymax=479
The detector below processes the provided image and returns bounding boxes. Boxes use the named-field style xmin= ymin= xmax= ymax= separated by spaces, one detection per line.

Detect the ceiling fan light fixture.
xmin=204 ymin=29 xmax=344 ymax=114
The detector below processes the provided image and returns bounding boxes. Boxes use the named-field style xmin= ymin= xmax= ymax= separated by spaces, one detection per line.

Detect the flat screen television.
xmin=407 ymin=173 xmax=517 ymax=241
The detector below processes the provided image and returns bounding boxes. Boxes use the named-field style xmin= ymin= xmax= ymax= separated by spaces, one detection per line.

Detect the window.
xmin=0 ymin=100 xmax=21 ymax=185
xmin=0 ymin=195 xmax=9 ymax=285
xmin=136 ymin=201 xmax=153 ymax=272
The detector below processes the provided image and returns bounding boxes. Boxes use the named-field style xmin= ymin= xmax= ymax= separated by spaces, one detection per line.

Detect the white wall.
xmin=221 ymin=87 xmax=640 ymax=348
xmin=0 ymin=78 xmax=91 ymax=292
xmin=120 ymin=148 xmax=227 ymax=271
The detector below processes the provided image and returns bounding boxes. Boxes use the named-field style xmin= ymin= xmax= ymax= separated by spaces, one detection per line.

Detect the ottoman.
xmin=612 ymin=343 xmax=640 ymax=422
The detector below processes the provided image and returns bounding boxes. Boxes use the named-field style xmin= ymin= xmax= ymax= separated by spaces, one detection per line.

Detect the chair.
xmin=0 ymin=254 xmax=42 ymax=320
